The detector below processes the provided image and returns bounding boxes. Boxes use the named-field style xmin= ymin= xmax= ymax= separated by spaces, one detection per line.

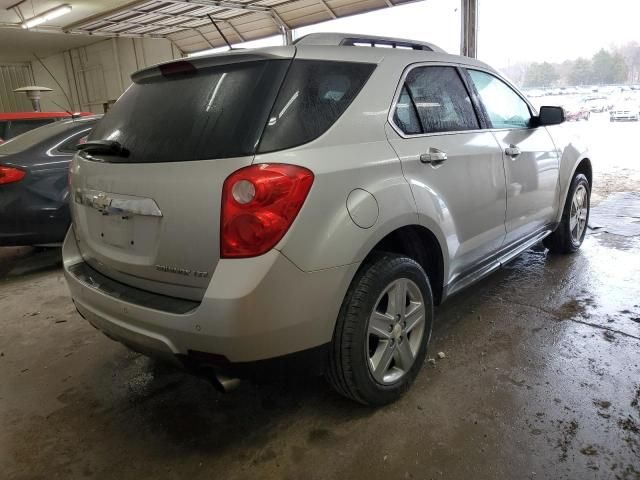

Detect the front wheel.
xmin=326 ymin=253 xmax=433 ymax=405
xmin=544 ymin=173 xmax=590 ymax=254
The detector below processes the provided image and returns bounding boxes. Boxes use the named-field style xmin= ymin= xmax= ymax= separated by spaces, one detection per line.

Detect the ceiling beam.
xmin=317 ymin=0 xmax=337 ymax=19
xmin=127 ymin=6 xmax=246 ymax=41
xmin=64 ymin=0 xmax=275 ymax=32
xmin=63 ymin=0 xmax=152 ymax=31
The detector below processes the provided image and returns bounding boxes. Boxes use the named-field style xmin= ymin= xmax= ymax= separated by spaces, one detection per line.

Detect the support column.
xmin=460 ymin=0 xmax=478 ymax=58
xmin=281 ymin=26 xmax=293 ymax=45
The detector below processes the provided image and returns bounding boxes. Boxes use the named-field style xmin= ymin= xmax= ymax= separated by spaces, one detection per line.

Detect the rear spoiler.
xmin=131 ymin=48 xmax=295 ymax=84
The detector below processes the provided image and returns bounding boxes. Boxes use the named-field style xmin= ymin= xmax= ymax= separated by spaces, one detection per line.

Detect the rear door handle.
xmin=420 ymin=148 xmax=448 ymax=165
xmin=505 ymin=144 xmax=521 ymax=158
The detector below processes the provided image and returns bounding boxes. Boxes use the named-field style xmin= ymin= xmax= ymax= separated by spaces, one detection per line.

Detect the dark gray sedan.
xmin=0 ymin=116 xmax=100 ymax=246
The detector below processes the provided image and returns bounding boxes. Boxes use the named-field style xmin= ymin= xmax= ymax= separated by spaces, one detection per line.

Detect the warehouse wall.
xmin=30 ymin=37 xmax=182 ymax=113
xmin=0 ymin=63 xmax=35 ymax=112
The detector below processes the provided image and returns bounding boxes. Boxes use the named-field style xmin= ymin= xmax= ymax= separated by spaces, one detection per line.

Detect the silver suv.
xmin=64 ymin=33 xmax=592 ymax=405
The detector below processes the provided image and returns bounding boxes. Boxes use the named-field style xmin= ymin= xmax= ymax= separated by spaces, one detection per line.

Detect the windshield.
xmin=88 ymin=60 xmax=290 ymax=163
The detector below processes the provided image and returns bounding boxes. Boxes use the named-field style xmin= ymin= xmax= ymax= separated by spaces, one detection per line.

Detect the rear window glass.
xmin=0 ymin=119 xmax=86 ymax=155
xmin=88 ymin=60 xmax=290 ymax=163
xmin=396 ymin=66 xmax=479 ymax=134
xmin=257 ymin=60 xmax=375 ymax=153
xmin=393 ymin=86 xmax=422 ymax=135
xmin=6 ymin=119 xmax=55 ymax=140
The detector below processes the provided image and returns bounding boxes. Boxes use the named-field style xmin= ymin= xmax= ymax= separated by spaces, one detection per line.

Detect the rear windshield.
xmin=88 ymin=60 xmax=290 ymax=163
xmin=257 ymin=60 xmax=375 ymax=153
xmin=87 ymin=58 xmax=375 ymax=163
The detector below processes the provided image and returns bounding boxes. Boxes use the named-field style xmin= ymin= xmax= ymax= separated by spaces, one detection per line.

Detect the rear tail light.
xmin=0 ymin=166 xmax=26 ymax=185
xmin=221 ymin=164 xmax=314 ymax=258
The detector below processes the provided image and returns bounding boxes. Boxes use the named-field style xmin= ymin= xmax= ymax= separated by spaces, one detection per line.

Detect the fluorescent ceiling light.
xmin=21 ymin=4 xmax=72 ymax=29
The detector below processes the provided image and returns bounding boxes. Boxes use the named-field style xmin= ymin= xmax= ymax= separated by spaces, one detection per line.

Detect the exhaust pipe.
xmin=198 ymin=366 xmax=240 ymax=393
xmin=212 ymin=372 xmax=241 ymax=393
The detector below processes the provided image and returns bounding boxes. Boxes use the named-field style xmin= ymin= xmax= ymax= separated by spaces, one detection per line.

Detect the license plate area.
xmin=79 ymin=206 xmax=162 ymax=264
xmin=101 ymin=214 xmax=134 ymax=248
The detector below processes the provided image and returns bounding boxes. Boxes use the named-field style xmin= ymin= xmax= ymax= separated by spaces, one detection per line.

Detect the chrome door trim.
xmin=46 ymin=128 xmax=93 ymax=157
xmin=74 ymin=188 xmax=163 ymax=217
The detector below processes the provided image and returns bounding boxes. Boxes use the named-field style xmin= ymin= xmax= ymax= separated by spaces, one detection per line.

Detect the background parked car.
xmin=564 ymin=103 xmax=590 ymax=121
xmin=582 ymin=96 xmax=609 ymax=112
xmin=0 ymin=111 xmax=92 ymax=144
xmin=0 ymin=116 xmax=100 ymax=246
xmin=609 ymin=100 xmax=640 ymax=121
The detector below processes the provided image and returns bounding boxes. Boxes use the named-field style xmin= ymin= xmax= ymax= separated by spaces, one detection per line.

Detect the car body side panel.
xmin=386 ymin=124 xmax=506 ymax=286
xmin=544 ymin=124 xmax=591 ymax=224
xmin=493 ymin=127 xmax=560 ymax=244
xmin=0 ymin=120 xmax=97 ymax=246
xmin=0 ymin=169 xmax=71 ymax=246
xmin=259 ymin=140 xmax=419 ymax=273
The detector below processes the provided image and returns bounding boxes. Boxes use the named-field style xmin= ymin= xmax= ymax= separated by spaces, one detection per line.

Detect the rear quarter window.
xmin=257 ymin=60 xmax=375 ymax=153
xmin=8 ymin=119 xmax=55 ymax=139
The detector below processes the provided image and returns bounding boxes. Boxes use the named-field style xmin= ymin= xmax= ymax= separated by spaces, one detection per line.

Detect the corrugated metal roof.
xmin=63 ymin=0 xmax=418 ymax=54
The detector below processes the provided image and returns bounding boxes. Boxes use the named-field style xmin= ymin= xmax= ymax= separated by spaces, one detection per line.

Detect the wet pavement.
xmin=1 ymin=226 xmax=639 ymax=479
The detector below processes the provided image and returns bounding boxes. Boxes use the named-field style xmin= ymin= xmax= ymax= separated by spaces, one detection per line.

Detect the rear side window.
xmin=393 ymin=86 xmax=422 ymax=135
xmin=88 ymin=60 xmax=290 ymax=163
xmin=393 ymin=66 xmax=479 ymax=135
xmin=9 ymin=119 xmax=54 ymax=139
xmin=468 ymin=70 xmax=532 ymax=129
xmin=257 ymin=60 xmax=375 ymax=153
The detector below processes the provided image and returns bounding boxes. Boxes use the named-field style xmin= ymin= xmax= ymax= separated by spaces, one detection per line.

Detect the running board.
xmin=445 ymin=229 xmax=551 ymax=298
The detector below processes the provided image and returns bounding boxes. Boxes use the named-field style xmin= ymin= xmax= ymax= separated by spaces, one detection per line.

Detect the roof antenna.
xmin=207 ymin=15 xmax=232 ymax=50
xmin=50 ymin=99 xmax=74 ymax=117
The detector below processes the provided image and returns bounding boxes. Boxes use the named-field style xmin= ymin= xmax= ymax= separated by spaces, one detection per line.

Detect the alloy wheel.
xmin=570 ymin=184 xmax=588 ymax=243
xmin=366 ymin=278 xmax=426 ymax=384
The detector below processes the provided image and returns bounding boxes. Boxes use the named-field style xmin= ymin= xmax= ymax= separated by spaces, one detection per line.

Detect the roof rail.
xmin=294 ymin=33 xmax=445 ymax=53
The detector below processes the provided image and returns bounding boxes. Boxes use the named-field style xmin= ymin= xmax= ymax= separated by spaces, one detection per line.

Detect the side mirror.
xmin=536 ymin=106 xmax=565 ymax=126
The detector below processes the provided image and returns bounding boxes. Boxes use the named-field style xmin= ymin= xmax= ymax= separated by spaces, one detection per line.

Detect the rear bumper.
xmin=63 ymin=228 xmax=357 ymax=365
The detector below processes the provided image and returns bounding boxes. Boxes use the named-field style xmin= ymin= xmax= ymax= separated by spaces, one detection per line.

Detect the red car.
xmin=0 ymin=111 xmax=93 ymax=144
xmin=564 ymin=104 xmax=590 ymax=121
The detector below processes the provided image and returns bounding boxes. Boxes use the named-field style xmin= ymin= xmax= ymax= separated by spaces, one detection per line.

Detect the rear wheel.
xmin=544 ymin=173 xmax=590 ymax=254
xmin=326 ymin=253 xmax=433 ymax=405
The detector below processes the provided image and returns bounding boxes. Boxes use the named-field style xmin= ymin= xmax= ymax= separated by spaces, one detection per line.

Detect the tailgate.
xmin=70 ymin=156 xmax=252 ymax=301
xmin=68 ymin=52 xmax=294 ymax=301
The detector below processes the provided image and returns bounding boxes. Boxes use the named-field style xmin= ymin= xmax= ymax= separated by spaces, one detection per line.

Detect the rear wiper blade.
xmin=77 ymin=140 xmax=129 ymax=157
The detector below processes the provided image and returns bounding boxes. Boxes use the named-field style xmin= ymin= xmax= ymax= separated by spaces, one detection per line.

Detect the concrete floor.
xmin=2 ymin=115 xmax=640 ymax=479
xmin=1 ymin=227 xmax=639 ymax=479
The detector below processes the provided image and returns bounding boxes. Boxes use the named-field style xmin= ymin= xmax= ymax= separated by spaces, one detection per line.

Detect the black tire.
xmin=544 ymin=173 xmax=590 ymax=254
xmin=326 ymin=252 xmax=434 ymax=406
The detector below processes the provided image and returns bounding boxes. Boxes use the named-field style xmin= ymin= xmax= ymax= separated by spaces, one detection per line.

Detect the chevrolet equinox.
xmin=63 ymin=33 xmax=592 ymax=405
